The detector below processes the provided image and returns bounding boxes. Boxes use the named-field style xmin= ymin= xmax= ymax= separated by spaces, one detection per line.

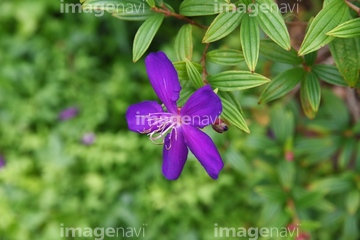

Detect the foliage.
xmin=0 ymin=0 xmax=360 ymax=239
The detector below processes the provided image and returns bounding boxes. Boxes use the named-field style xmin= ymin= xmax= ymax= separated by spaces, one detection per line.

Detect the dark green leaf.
xmin=259 ymin=67 xmax=306 ymax=104
xmin=260 ymin=39 xmax=302 ymax=65
xmin=312 ymin=64 xmax=347 ymax=86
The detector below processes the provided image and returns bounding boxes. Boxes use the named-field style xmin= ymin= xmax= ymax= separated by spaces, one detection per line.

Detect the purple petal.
xmin=81 ymin=133 xmax=96 ymax=146
xmin=58 ymin=107 xmax=79 ymax=121
xmin=145 ymin=52 xmax=181 ymax=114
xmin=162 ymin=128 xmax=188 ymax=180
xmin=180 ymin=85 xmax=222 ymax=128
xmin=182 ymin=125 xmax=223 ymax=179
xmin=126 ymin=101 xmax=163 ymax=133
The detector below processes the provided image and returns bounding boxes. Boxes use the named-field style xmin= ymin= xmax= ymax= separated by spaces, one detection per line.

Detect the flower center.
xmin=144 ymin=113 xmax=181 ymax=147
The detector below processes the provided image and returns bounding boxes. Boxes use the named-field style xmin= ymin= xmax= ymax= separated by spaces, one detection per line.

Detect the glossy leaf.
xmin=327 ymin=18 xmax=360 ymax=38
xmin=240 ymin=14 xmax=260 ymax=72
xmin=259 ymin=67 xmax=306 ymax=104
xmin=260 ymin=39 xmax=302 ymax=65
xmin=207 ymin=49 xmax=244 ymax=66
xmin=298 ymin=0 xmax=349 ymax=56
xmin=132 ymin=14 xmax=164 ymax=62
xmin=203 ymin=12 xmax=244 ymax=43
xmin=185 ymin=59 xmax=203 ymax=89
xmin=329 ymin=36 xmax=360 ymax=87
xmin=255 ymin=0 xmax=291 ymax=50
xmin=175 ymin=24 xmax=193 ymax=61
xmin=179 ymin=0 xmax=228 ymax=16
xmin=208 ymin=71 xmax=270 ymax=91
xmin=219 ymin=96 xmax=249 ymax=133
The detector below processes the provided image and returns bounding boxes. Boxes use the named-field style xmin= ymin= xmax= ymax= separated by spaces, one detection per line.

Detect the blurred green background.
xmin=0 ymin=0 xmax=359 ymax=240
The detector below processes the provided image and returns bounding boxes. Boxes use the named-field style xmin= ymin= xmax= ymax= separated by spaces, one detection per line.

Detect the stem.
xmin=200 ymin=43 xmax=210 ymax=84
xmin=151 ymin=5 xmax=208 ymax=30
xmin=345 ymin=0 xmax=360 ymax=16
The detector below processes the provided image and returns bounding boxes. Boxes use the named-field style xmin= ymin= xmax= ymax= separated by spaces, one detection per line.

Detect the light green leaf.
xmin=346 ymin=190 xmax=360 ymax=215
xmin=208 ymin=71 xmax=270 ymax=91
xmin=179 ymin=0 xmax=228 ymax=16
xmin=203 ymin=12 xmax=244 ymax=43
xmin=146 ymin=0 xmax=155 ymax=7
xmin=173 ymin=61 xmax=202 ymax=81
xmin=255 ymin=0 xmax=291 ymax=50
xmin=327 ymin=18 xmax=360 ymax=38
xmin=338 ymin=139 xmax=356 ymax=170
xmin=219 ymin=96 xmax=249 ymax=133
xmin=259 ymin=67 xmax=306 ymax=104
xmin=218 ymin=91 xmax=243 ymax=115
xmin=329 ymin=36 xmax=360 ymax=87
xmin=240 ymin=14 xmax=260 ymax=72
xmin=207 ymin=49 xmax=244 ymax=66
xmin=260 ymin=39 xmax=302 ymax=65
xmin=174 ymin=24 xmax=193 ymax=61
xmin=298 ymin=0 xmax=350 ymax=56
xmin=277 ymin=161 xmax=295 ymax=190
xmin=255 ymin=186 xmax=287 ymax=203
xmin=132 ymin=14 xmax=164 ymax=62
xmin=310 ymin=177 xmax=352 ymax=194
xmin=185 ymin=59 xmax=203 ymax=89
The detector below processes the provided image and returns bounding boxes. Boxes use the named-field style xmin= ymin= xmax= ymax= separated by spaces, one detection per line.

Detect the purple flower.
xmin=126 ymin=52 xmax=224 ymax=180
xmin=0 ymin=155 xmax=5 ymax=169
xmin=58 ymin=107 xmax=79 ymax=121
xmin=82 ymin=133 xmax=96 ymax=145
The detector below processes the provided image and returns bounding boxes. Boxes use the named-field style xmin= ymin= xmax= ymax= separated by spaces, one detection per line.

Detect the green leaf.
xmin=300 ymin=72 xmax=321 ymax=119
xmin=174 ymin=24 xmax=193 ymax=61
xmin=177 ymin=87 xmax=195 ymax=107
xmin=338 ymin=139 xmax=356 ymax=169
xmin=208 ymin=71 xmax=270 ymax=91
xmin=173 ymin=61 xmax=202 ymax=81
xmin=304 ymin=51 xmax=317 ymax=66
xmin=255 ymin=186 xmax=287 ymax=203
xmin=132 ymin=14 xmax=164 ymax=62
xmin=270 ymin=104 xmax=295 ymax=142
xmin=255 ymin=0 xmax=291 ymax=50
xmin=298 ymin=0 xmax=350 ymax=56
xmin=346 ymin=190 xmax=360 ymax=215
xmin=312 ymin=64 xmax=347 ymax=86
xmin=185 ymin=59 xmax=203 ymax=89
xmin=203 ymin=12 xmax=244 ymax=43
xmin=342 ymin=215 xmax=359 ymax=240
xmin=259 ymin=39 xmax=302 ymax=65
xmin=207 ymin=49 xmax=244 ymax=66
xmin=179 ymin=0 xmax=228 ymax=16
xmin=277 ymin=161 xmax=295 ymax=190
xmin=240 ymin=14 xmax=260 ymax=72
xmin=218 ymin=91 xmax=243 ymax=115
xmin=327 ymin=18 xmax=360 ymax=38
xmin=259 ymin=67 xmax=306 ymax=104
xmin=310 ymin=177 xmax=352 ymax=194
xmin=329 ymin=36 xmax=360 ymax=87
xmin=146 ymin=0 xmax=155 ymax=7
xmin=303 ymin=72 xmax=321 ymax=112
xmin=295 ymin=191 xmax=324 ymax=209
xmin=82 ymin=0 xmax=153 ymax=21
xmin=219 ymin=96 xmax=249 ymax=133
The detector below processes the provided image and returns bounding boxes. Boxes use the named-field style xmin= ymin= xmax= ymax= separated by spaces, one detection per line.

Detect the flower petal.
xmin=180 ymin=85 xmax=222 ymax=128
xmin=145 ymin=52 xmax=181 ymax=114
xmin=182 ymin=125 xmax=223 ymax=179
xmin=126 ymin=100 xmax=163 ymax=133
xmin=162 ymin=128 xmax=188 ymax=180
